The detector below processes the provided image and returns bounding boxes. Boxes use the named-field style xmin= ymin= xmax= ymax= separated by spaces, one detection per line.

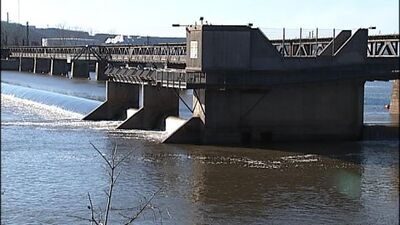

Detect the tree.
xmin=70 ymin=143 xmax=163 ymax=225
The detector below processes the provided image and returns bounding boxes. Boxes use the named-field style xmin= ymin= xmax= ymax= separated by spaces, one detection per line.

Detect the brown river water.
xmin=1 ymin=71 xmax=398 ymax=224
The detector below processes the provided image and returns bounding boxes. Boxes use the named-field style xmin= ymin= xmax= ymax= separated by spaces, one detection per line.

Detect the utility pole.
xmin=7 ymin=12 xmax=9 ymax=23
xmin=26 ymin=21 xmax=29 ymax=46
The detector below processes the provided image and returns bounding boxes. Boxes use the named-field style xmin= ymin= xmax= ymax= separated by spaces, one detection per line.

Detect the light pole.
xmin=26 ymin=21 xmax=29 ymax=46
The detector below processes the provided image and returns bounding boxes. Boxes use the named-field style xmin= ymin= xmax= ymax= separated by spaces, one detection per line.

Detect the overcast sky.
xmin=1 ymin=0 xmax=399 ymax=37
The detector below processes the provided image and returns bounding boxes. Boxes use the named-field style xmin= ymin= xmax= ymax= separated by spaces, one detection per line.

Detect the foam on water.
xmin=134 ymin=152 xmax=327 ymax=169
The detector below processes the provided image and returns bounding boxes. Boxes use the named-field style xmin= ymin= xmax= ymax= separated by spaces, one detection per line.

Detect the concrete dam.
xmin=1 ymin=24 xmax=399 ymax=145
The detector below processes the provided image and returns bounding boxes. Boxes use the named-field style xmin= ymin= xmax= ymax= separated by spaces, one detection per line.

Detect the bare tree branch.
xmin=85 ymin=143 xmax=163 ymax=225
xmin=123 ymin=188 xmax=163 ymax=225
xmin=88 ymin=192 xmax=100 ymax=225
xmin=90 ymin=142 xmax=112 ymax=169
xmin=114 ymin=149 xmax=135 ymax=168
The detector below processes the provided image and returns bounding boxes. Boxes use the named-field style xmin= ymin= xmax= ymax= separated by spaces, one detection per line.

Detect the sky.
xmin=1 ymin=0 xmax=399 ymax=37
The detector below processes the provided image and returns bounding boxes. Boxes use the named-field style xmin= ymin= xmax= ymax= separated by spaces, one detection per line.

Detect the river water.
xmin=1 ymin=71 xmax=399 ymax=225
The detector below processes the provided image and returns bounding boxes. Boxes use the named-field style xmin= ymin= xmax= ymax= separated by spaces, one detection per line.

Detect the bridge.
xmin=1 ymin=24 xmax=399 ymax=145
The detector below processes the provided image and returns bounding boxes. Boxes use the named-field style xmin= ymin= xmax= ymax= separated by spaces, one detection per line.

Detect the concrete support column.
xmin=117 ymin=85 xmax=179 ymax=130
xmin=70 ymin=61 xmax=89 ymax=79
xmin=389 ymin=79 xmax=399 ymax=114
xmin=33 ymin=58 xmax=51 ymax=74
xmin=18 ymin=57 xmax=34 ymax=72
xmin=95 ymin=61 xmax=108 ymax=81
xmin=83 ymin=82 xmax=139 ymax=120
xmin=193 ymin=89 xmax=206 ymax=122
xmin=50 ymin=59 xmax=68 ymax=76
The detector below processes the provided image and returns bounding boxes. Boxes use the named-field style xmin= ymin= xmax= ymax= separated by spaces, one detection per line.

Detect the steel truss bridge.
xmin=270 ymin=34 xmax=399 ymax=57
xmin=4 ymin=34 xmax=399 ymax=63
xmin=4 ymin=43 xmax=187 ymax=64
xmin=2 ymin=34 xmax=399 ymax=89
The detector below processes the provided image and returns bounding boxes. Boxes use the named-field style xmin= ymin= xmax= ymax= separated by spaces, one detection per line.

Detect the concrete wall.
xmin=202 ymin=26 xmax=250 ymax=71
xmin=335 ymin=29 xmax=368 ymax=64
xmin=117 ymin=85 xmax=179 ymax=130
xmin=202 ymin=80 xmax=365 ymax=144
xmin=83 ymin=82 xmax=139 ymax=120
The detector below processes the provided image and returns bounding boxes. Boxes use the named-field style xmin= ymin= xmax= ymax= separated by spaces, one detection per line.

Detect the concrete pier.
xmin=33 ymin=58 xmax=51 ymax=74
xmin=70 ymin=61 xmax=89 ymax=79
xmin=389 ymin=79 xmax=399 ymax=114
xmin=19 ymin=57 xmax=34 ymax=72
xmin=117 ymin=85 xmax=179 ymax=130
xmin=95 ymin=61 xmax=107 ymax=81
xmin=50 ymin=59 xmax=68 ymax=76
xmin=83 ymin=81 xmax=139 ymax=120
xmin=163 ymin=117 xmax=204 ymax=144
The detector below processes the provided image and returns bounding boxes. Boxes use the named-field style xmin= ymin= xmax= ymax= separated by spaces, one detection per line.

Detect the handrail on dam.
xmin=106 ymin=67 xmax=205 ymax=89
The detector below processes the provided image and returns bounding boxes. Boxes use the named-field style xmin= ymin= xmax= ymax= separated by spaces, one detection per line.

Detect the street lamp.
xmin=172 ymin=17 xmax=206 ymax=27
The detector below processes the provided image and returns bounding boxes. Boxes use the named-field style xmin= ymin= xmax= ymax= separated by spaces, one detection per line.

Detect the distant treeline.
xmin=1 ymin=21 xmax=185 ymax=47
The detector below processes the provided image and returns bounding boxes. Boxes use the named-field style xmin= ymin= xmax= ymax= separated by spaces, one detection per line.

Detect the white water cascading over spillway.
xmin=1 ymin=83 xmax=102 ymax=116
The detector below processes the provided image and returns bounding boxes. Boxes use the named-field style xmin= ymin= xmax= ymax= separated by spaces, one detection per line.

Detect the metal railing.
xmin=106 ymin=67 xmax=205 ymax=89
xmin=6 ymin=43 xmax=187 ymax=64
xmin=270 ymin=35 xmax=400 ymax=57
xmin=3 ymin=34 xmax=399 ymax=63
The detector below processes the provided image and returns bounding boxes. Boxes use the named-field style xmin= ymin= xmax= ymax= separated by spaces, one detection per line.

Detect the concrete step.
xmin=165 ymin=116 xmax=188 ymax=134
xmin=163 ymin=117 xmax=204 ymax=144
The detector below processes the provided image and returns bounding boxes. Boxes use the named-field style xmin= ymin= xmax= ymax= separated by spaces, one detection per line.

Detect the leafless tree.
xmin=69 ymin=142 xmax=163 ymax=225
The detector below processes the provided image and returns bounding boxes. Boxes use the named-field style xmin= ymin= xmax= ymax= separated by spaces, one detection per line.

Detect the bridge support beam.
xmin=83 ymin=81 xmax=139 ymax=120
xmin=117 ymin=85 xmax=179 ymax=130
xmin=95 ymin=61 xmax=107 ymax=81
xmin=50 ymin=59 xmax=68 ymax=76
xmin=18 ymin=57 xmax=34 ymax=72
xmin=70 ymin=61 xmax=90 ymax=79
xmin=33 ymin=58 xmax=51 ymax=74
xmin=389 ymin=79 xmax=399 ymax=114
